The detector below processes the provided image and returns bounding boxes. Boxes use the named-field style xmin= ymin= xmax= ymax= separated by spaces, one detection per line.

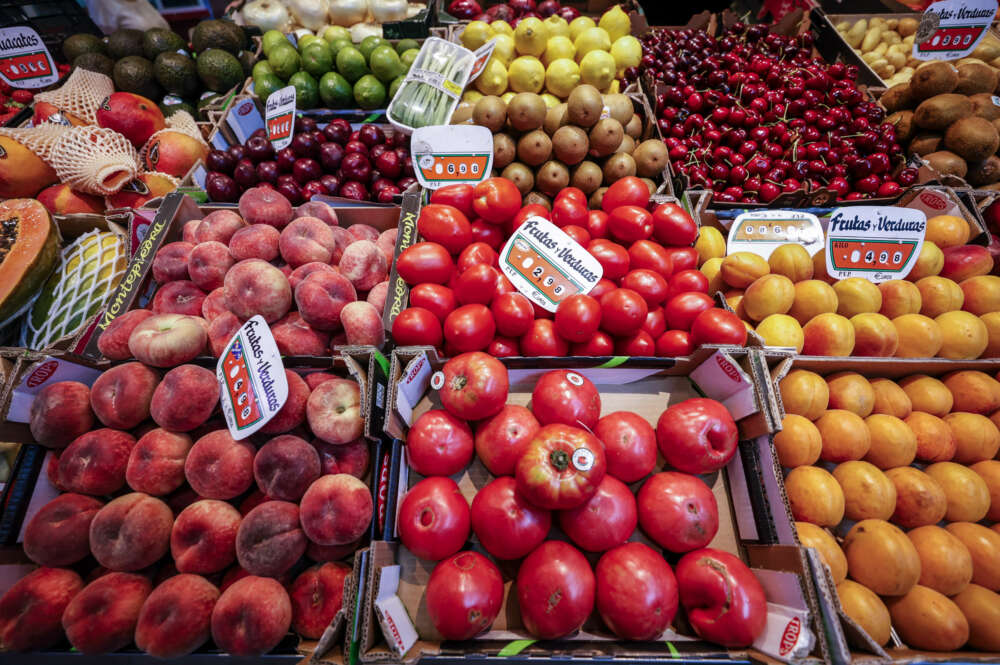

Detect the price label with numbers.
xmin=216 ymin=316 xmax=288 ymax=440
xmin=825 ymin=206 xmax=926 ymax=283
xmin=727 ymin=210 xmax=824 ymax=259
xmin=265 ymin=86 xmax=297 ymax=151
xmin=913 ymin=0 xmax=997 ymax=61
xmin=0 ymin=27 xmax=58 ymax=89
xmin=411 ymin=125 xmax=493 ymax=189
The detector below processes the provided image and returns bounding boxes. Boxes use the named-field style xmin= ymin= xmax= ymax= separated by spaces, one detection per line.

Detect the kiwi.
xmin=603 ymin=153 xmax=636 ymax=184
xmin=955 ymin=63 xmax=997 ymax=95
xmin=567 ymin=85 xmax=603 ymax=128
xmin=639 ymin=178 xmax=657 ymax=195
xmin=633 ymin=139 xmax=669 ymax=178
xmin=943 ymin=116 xmax=1000 ymax=161
xmin=536 ymin=160 xmax=570 ymax=196
xmin=886 ymin=110 xmax=916 ymax=144
xmin=589 ymin=186 xmax=609 ymax=209
xmin=914 ymin=93 xmax=974 ymax=130
xmin=924 ymin=150 xmax=968 ymax=178
xmin=909 ymin=132 xmax=942 ymax=154
xmin=493 ymin=133 xmax=516 ymax=168
xmin=624 ymin=114 xmax=642 ymax=139
xmin=501 ymin=162 xmax=535 ymax=195
xmin=473 ymin=96 xmax=507 ymax=132
xmin=552 ymin=126 xmax=589 ymax=165
xmin=980 ymin=181 xmax=1000 ymax=191
xmin=544 ymin=103 xmax=568 ymax=135
xmin=910 ymin=62 xmax=959 ymax=100
xmin=516 ymin=129 xmax=553 ymax=166
xmin=507 ymin=92 xmax=547 ymax=132
xmin=588 ymin=118 xmax=624 ymax=157
xmin=603 ymin=93 xmax=634 ymax=126
xmin=451 ymin=102 xmax=474 ymax=124
xmin=967 ymin=155 xmax=1000 ymax=186
xmin=619 ymin=134 xmax=636 ymax=154
xmin=881 ymin=83 xmax=915 ymax=113
xmin=571 ymin=161 xmax=603 ymax=194
xmin=970 ymin=93 xmax=1000 ymax=121
xmin=523 ymin=192 xmax=551 ymax=209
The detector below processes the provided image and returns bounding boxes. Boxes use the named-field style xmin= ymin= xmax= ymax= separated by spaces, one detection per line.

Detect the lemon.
xmin=541 ymin=92 xmax=561 ymax=108
xmin=501 ymin=91 xmax=516 ymax=104
xmin=462 ymin=89 xmax=483 ymax=103
xmin=611 ymin=35 xmax=642 ymax=72
xmin=493 ymin=34 xmax=516 ymax=65
xmin=461 ymin=21 xmax=494 ymax=50
xmin=491 ymin=20 xmax=514 ymax=36
xmin=569 ymin=16 xmax=597 ymax=41
xmin=543 ymin=15 xmax=570 ymax=38
xmin=508 ymin=56 xmax=545 ymax=93
xmin=607 ymin=79 xmax=620 ymax=93
xmin=513 ymin=17 xmax=548 ymax=57
xmin=579 ymin=49 xmax=615 ymax=90
xmin=598 ymin=5 xmax=631 ymax=42
xmin=475 ymin=56 xmax=508 ymax=96
xmin=545 ymin=58 xmax=580 ymax=98
xmin=574 ymin=27 xmax=612 ymax=61
xmin=542 ymin=35 xmax=575 ymax=66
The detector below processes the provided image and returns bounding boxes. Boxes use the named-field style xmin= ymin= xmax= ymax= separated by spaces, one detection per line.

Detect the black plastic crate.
xmin=0 ymin=0 xmax=103 ymax=63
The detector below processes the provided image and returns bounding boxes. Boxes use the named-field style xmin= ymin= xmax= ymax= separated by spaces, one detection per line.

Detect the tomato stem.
xmin=549 ymin=449 xmax=570 ymax=471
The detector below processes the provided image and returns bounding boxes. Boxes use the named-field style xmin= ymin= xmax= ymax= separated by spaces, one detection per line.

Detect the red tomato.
xmin=427 ymin=551 xmax=503 ymax=640
xmin=558 ymin=475 xmax=637 ymax=553
xmin=397 ymin=242 xmax=455 ymax=285
xmin=664 ymin=246 xmax=698 ymax=273
xmin=418 ymin=204 xmax=473 ymax=255
xmin=555 ymin=187 xmax=587 ymax=206
xmin=457 ymin=242 xmax=499 ymax=273
xmin=511 ymin=203 xmax=550 ymax=232
xmin=638 ymin=471 xmax=718 ymax=553
xmin=553 ymin=294 xmax=601 ymax=343
xmin=676 ymin=548 xmax=767 ymax=647
xmin=517 ymin=541 xmax=596 ymax=639
xmin=551 ymin=197 xmax=588 ymax=228
xmin=494 ymin=274 xmax=516 ymax=299
xmin=599 ymin=288 xmax=648 ymax=336
xmin=589 ymin=278 xmax=616 ymax=300
xmin=520 ymin=319 xmax=569 ymax=356
xmin=621 ymin=269 xmax=668 ymax=308
xmin=615 ymin=330 xmax=656 ymax=356
xmin=571 ymin=331 xmax=615 ymax=356
xmin=475 ymin=404 xmax=540 ymax=476
xmin=642 ymin=307 xmax=667 ymax=338
xmin=491 ymin=292 xmax=534 ymax=337
xmin=691 ymin=308 xmax=748 ymax=347
xmin=667 ymin=269 xmax=710 ymax=300
xmin=443 ymin=304 xmax=496 ymax=352
xmin=601 ymin=176 xmax=649 ymax=213
xmin=439 ymin=351 xmax=508 ymax=420
xmin=409 ymin=284 xmax=457 ymax=323
xmin=532 ymin=301 xmax=553 ymax=319
xmin=531 ymin=370 xmax=601 ymax=430
xmin=562 ymin=224 xmax=590 ymax=246
xmin=652 ymin=202 xmax=698 ymax=247
xmin=470 ymin=220 xmax=504 ymax=250
xmin=473 ymin=178 xmax=521 ymax=224
xmin=587 ymin=239 xmax=630 ymax=280
xmin=406 ymin=409 xmax=474 ymax=476
xmin=429 ymin=184 xmax=475 ymax=219
xmin=455 ymin=264 xmax=501 ymax=305
xmin=596 ymin=543 xmax=678 ymax=641
xmin=656 ymin=329 xmax=694 ymax=356
xmin=628 ymin=239 xmax=673 ymax=279
xmin=608 ymin=205 xmax=654 ymax=244
xmin=392 ymin=307 xmax=443 ymax=346
xmin=398 ymin=476 xmax=470 ymax=561
xmin=488 ymin=336 xmax=520 ymax=357
xmin=664 ymin=292 xmax=715 ymax=331
xmin=594 ymin=411 xmax=657 ymax=483
xmin=470 ymin=476 xmax=550 ymax=560
xmin=515 ymin=424 xmax=606 ymax=510
xmin=656 ymin=398 xmax=738 ymax=474
xmin=587 ymin=210 xmax=609 ymax=239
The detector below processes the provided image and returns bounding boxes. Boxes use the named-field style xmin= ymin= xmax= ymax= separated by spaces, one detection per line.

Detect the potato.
xmin=863 ymin=51 xmax=882 ymax=65
xmin=972 ymin=36 xmax=1000 ymax=62
xmin=836 ymin=21 xmax=851 ymax=32
xmin=872 ymin=60 xmax=894 ymax=79
xmin=883 ymin=31 xmax=901 ymax=46
xmin=846 ymin=20 xmax=867 ymax=48
xmin=887 ymin=50 xmax=906 ymax=70
xmin=863 ymin=28 xmax=884 ymax=53
xmin=898 ymin=17 xmax=918 ymax=36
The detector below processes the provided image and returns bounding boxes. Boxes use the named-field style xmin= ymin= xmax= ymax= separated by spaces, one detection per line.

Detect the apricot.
xmin=834 ymin=278 xmax=882 ymax=318
xmin=908 ymin=525 xmax=973 ymax=596
xmin=700 ymin=257 xmax=725 ymax=294
xmin=796 ymin=521 xmax=847 ymax=584
xmin=850 ymin=313 xmax=898 ymax=357
xmin=945 ymin=413 xmax=1000 ymax=464
xmin=869 ymin=378 xmax=912 ymax=419
xmin=755 ymin=314 xmax=803 ymax=351
xmin=812 ymin=249 xmax=836 ymax=284
xmin=887 ymin=467 xmax=948 ymax=528
xmin=943 ymin=369 xmax=1000 ymax=414
xmin=724 ymin=290 xmax=745 ymax=319
xmin=826 ymin=372 xmax=875 ymax=417
xmin=879 ymin=279 xmax=922 ymax=319
xmin=917 ymin=276 xmax=964 ymax=317
xmin=742 ymin=274 xmax=795 ymax=321
xmin=802 ymin=313 xmax=855 ymax=356
xmin=981 ymin=311 xmax=1000 ymax=357
xmin=909 ymin=240 xmax=946 ymax=281
xmin=971 ymin=460 xmax=1000 ymax=522
xmin=785 ymin=466 xmax=845 ymax=527
xmin=906 ymin=411 xmax=957 ymax=462
xmin=788 ymin=280 xmax=839 ymax=325
xmin=960 ymin=275 xmax=1000 ymax=315
xmin=816 ymin=409 xmax=871 ymax=462
xmin=937 ymin=310 xmax=989 ymax=359
xmin=833 ymin=461 xmax=896 ymax=521
xmin=864 ymin=414 xmax=917 ymax=469
xmin=900 ymin=375 xmax=954 ymax=417
xmin=892 ymin=314 xmax=943 ymax=357
xmin=843 ymin=519 xmax=921 ymax=596
xmin=721 ymin=251 xmax=769 ymax=288
xmin=887 ymin=585 xmax=969 ymax=651
xmin=773 ymin=414 xmax=822 ymax=468
xmin=948 ymin=522 xmax=1000 ymax=591
xmin=779 ymin=370 xmax=829 ymax=421
xmin=926 ymin=462 xmax=991 ymax=522
xmin=953 ymin=584 xmax=1000 ymax=651
xmin=769 ymin=243 xmax=813 ymax=282
xmin=694 ymin=226 xmax=726 ymax=265
xmin=836 ymin=580 xmax=891 ymax=646
xmin=926 ymin=214 xmax=971 ymax=248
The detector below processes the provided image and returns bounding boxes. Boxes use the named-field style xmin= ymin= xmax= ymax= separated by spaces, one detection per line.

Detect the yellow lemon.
xmin=490 ymin=20 xmax=514 ymax=36
xmin=501 ymin=91 xmax=516 ymax=104
xmin=606 ymin=79 xmax=620 ymax=93
xmin=544 ymin=15 xmax=570 ymax=39
xmin=611 ymin=35 xmax=642 ymax=72
xmin=475 ymin=56 xmax=508 ymax=96
xmin=541 ymin=92 xmax=561 ymax=108
xmin=574 ymin=27 xmax=612 ymax=62
xmin=513 ymin=17 xmax=548 ymax=57
xmin=545 ymin=58 xmax=580 ymax=98
xmin=542 ymin=35 xmax=576 ymax=66
xmin=507 ymin=56 xmax=545 ymax=93
xmin=461 ymin=21 xmax=494 ymax=50
xmin=493 ymin=34 xmax=516 ymax=65
xmin=462 ymin=89 xmax=483 ymax=103
xmin=569 ymin=16 xmax=597 ymax=41
xmin=598 ymin=5 xmax=631 ymax=42
xmin=579 ymin=49 xmax=615 ymax=90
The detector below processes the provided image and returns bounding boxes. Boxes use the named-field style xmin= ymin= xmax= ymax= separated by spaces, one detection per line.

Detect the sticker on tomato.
xmin=0 ymin=27 xmax=58 ymax=89
xmin=265 ymin=86 xmax=296 ymax=151
xmin=499 ymin=216 xmax=603 ymax=311
xmin=216 ymin=316 xmax=288 ymax=440
xmin=824 ymin=206 xmax=927 ymax=283
xmin=411 ymin=125 xmax=493 ymax=189
xmin=913 ymin=0 xmax=997 ymax=61
xmin=727 ymin=210 xmax=824 ymax=259
xmin=571 ymin=448 xmax=595 ymax=471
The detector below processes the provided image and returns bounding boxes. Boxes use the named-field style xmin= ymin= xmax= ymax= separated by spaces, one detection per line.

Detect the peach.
xmin=290 ymin=562 xmax=351 ymax=639
xmin=229 ymin=224 xmax=280 ymax=262
xmin=888 ymin=466 xmax=948 ymax=528
xmin=826 ymin=372 xmax=875 ymax=417
xmin=91 ymin=362 xmax=159 ymax=429
xmin=296 ymin=270 xmax=357 ymax=331
xmin=784 ymin=465 xmax=845 ymax=526
xmin=984 ymin=312 xmax=1000 ymax=356
xmin=271 ymin=311 xmax=330 ymax=356
xmin=850 ymin=313 xmax=898 ymax=357
xmin=239 ymin=187 xmax=294 ymax=229
xmin=937 ymin=310 xmax=989 ymax=359
xmin=834 ymin=278 xmax=882 ymax=318
xmin=376 ymin=228 xmax=397 ymax=265
xmin=59 ymin=428 xmax=135 ymax=495
xmin=135 ymin=574 xmax=219 ymax=658
xmin=24 ymin=493 xmax=103 ymax=566
xmin=296 ymin=200 xmax=338 ymax=226
xmin=0 ymin=567 xmax=83 ymax=651
xmin=152 ymin=280 xmax=208 ymax=316
xmin=720 ymin=251 xmax=769 ymax=288
xmin=907 ymin=240 xmax=945 ymax=281
xmin=833 ymin=460 xmax=896 ymax=521
xmin=941 ymin=244 xmax=993 ymax=282
xmin=259 ymin=370 xmax=309 ymax=434
xmin=879 ymin=279 xmax=922 ymax=318
xmin=289 ymin=261 xmax=337 ymax=291
xmin=182 ymin=220 xmax=199 ymax=243
xmin=961 ymin=275 xmax=1000 ymax=315
xmin=254 ymin=434 xmax=320 ymax=500
xmin=870 ymin=378 xmax=912 ymax=418
xmin=864 ymin=413 xmax=917 ymax=469
xmin=195 ymin=210 xmax=245 ymax=245
xmin=29 ymin=380 xmax=95 ymax=448
xmin=787 ymin=280 xmax=838 ymax=326
xmin=802 ymin=312 xmax=855 ymax=356
xmin=62 ymin=572 xmax=151 ymax=654
xmin=812 ymin=249 xmax=836 ymax=284
xmin=189 ymin=241 xmax=235 ymax=291
xmin=211 ymin=575 xmax=292 ymax=656
xmin=127 ymin=428 xmax=192 ymax=495
xmin=208 ymin=311 xmax=242 ymax=356
xmin=240 ymin=490 xmax=271 ymax=516
xmin=339 ymin=240 xmax=388 ymax=291
xmin=945 ymin=412 xmax=1000 ymax=463
xmin=347 ymin=224 xmax=379 ymax=242
xmin=90 ymin=492 xmax=173 ymax=571
xmin=971 ymin=460 xmax=1000 ymax=521
xmin=300 ymin=474 xmax=373 ymax=546
xmin=46 ymin=451 xmax=64 ymax=490
xmin=342 ymin=300 xmax=386 ymax=346
xmin=150 ymin=364 xmax=218 ymax=432
xmin=906 ymin=411 xmax=957 ymax=462
xmin=909 ymin=525 xmax=973 ymax=596
xmin=185 ymin=430 xmax=255 ymax=500
xmin=97 ymin=309 xmax=154 ymax=360
xmin=926 ymin=214 xmax=971 ymax=248
xmin=892 ymin=313 xmax=943 ymax=357
xmin=129 ymin=313 xmax=209 ymax=367
xmin=237 ymin=500 xmax=307 ymax=577
xmin=153 ymin=241 xmax=193 ymax=284
xmin=304 ymin=372 xmax=338 ymax=390
xmin=768 ymin=243 xmax=812 ymax=282
xmin=779 ymin=369 xmax=828 ymax=420
xmin=314 ymin=438 xmax=369 ymax=478
xmin=816 ymin=409 xmax=871 ymax=462
xmin=773 ymin=414 xmax=821 ymax=468
xmin=172 ymin=499 xmax=241 ymax=574
xmin=307 ymin=540 xmax=360 ymax=563
xmin=927 ymin=462 xmax=991 ymax=522
xmin=201 ymin=287 xmax=229 ymax=322
xmin=367 ymin=280 xmax=389 ymax=315
xmin=742 ymin=274 xmax=795 ymax=322
xmin=917 ymin=276 xmax=964 ymax=317
xmin=755 ymin=314 xmax=803 ymax=351
xmin=307 ymin=378 xmax=363 ymax=444
xmin=224 ymin=259 xmax=292 ymax=323
xmin=169 ymin=484 xmax=206 ymax=517
xmin=947 ymin=522 xmax=1000 ymax=591
xmin=330 ymin=226 xmax=354 ymax=264
xmin=279 ymin=217 xmax=338 ymax=267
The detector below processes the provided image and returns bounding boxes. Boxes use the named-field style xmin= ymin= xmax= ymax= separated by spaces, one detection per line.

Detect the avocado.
xmin=113 ymin=56 xmax=162 ymax=99
xmin=154 ymin=52 xmax=198 ymax=97
xmin=238 ymin=49 xmax=256 ymax=78
xmin=191 ymin=19 xmax=243 ymax=56
xmin=107 ymin=28 xmax=145 ymax=59
xmin=197 ymin=92 xmax=221 ymax=111
xmin=160 ymin=101 xmax=197 ymax=118
xmin=72 ymin=52 xmax=114 ymax=78
xmin=196 ymin=48 xmax=243 ymax=93
xmin=63 ymin=33 xmax=106 ymax=62
xmin=143 ymin=29 xmax=187 ymax=60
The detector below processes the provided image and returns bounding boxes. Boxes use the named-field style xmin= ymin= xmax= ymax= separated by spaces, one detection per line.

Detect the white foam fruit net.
xmin=35 ymin=68 xmax=114 ymax=126
xmin=0 ymin=124 xmax=69 ymax=162
xmin=49 ymin=126 xmax=140 ymax=195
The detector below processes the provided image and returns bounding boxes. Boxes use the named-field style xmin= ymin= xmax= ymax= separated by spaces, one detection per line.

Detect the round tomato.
xmin=656 ymin=329 xmax=694 ymax=356
xmin=392 ymin=307 xmax=443 ymax=346
xmin=594 ymin=411 xmax=656 ymax=482
xmin=664 ymin=292 xmax=715 ymax=331
xmin=587 ymin=239 xmax=630 ymax=280
xmin=439 ymin=351 xmax=508 ymax=420
xmin=572 ymin=331 xmax=615 ymax=356
xmin=596 ymin=543 xmax=678 ymax=641
xmin=554 ymin=294 xmax=601 ymax=343
xmin=667 ymin=269 xmax=710 ymax=300
xmin=520 ymin=319 xmax=569 ymax=356
xmin=531 ymin=370 xmax=601 ymax=430
xmin=418 ymin=204 xmax=472 ymax=255
xmin=600 ymin=288 xmax=648 ymax=336
xmin=470 ymin=476 xmax=551 ymax=560
xmin=621 ymin=269 xmax=669 ymax=308
xmin=518 ymin=541 xmax=596 ymax=639
xmin=475 ymin=404 xmax=540 ymax=476
xmin=457 ymin=242 xmax=499 ymax=273
xmin=590 ymin=278 xmax=616 ymax=300
xmin=615 ymin=330 xmax=656 ymax=356
xmin=455 ymin=264 xmax=501 ymax=306
xmin=429 ymin=183 xmax=475 ymax=219
xmin=562 ymin=224 xmax=590 ymax=246
xmin=652 ymin=202 xmax=698 ymax=247
xmin=443 ymin=304 xmax=496 ymax=352
xmin=515 ymin=424 xmax=606 ymax=510
xmin=488 ymin=336 xmax=520 ymax=357
xmin=474 ymin=178 xmax=521 ymax=224
xmin=558 ymin=475 xmax=637 ymax=553
xmin=555 ymin=187 xmax=587 ymax=207
xmin=628 ymin=240 xmax=673 ymax=279
xmin=410 ymin=284 xmax=457 ymax=323
xmin=491 ymin=292 xmax=534 ymax=337
xmin=676 ymin=548 xmax=767 ymax=647
xmin=608 ymin=206 xmax=654 ymax=244
xmin=398 ymin=476 xmax=470 ymax=561
xmin=691 ymin=308 xmax=748 ymax=346
xmin=638 ymin=472 xmax=719 ymax=553
xmin=656 ymin=398 xmax=739 ymax=474
xmin=532 ymin=301 xmax=553 ymax=319
xmin=552 ymin=197 xmax=588 ymax=229
xmin=587 ymin=210 xmax=609 ymax=239
xmin=665 ymin=246 xmax=698 ymax=273
xmin=642 ymin=307 xmax=667 ymax=338
xmin=397 ymin=242 xmax=455 ymax=285
xmin=511 ymin=203 xmax=550 ymax=232
xmin=427 ymin=550 xmax=503 ymax=640
xmin=471 ymin=220 xmax=504 ymax=250
xmin=602 ymin=176 xmax=649 ymax=213
xmin=406 ymin=409 xmax=474 ymax=476
xmin=494 ymin=274 xmax=516 ymax=299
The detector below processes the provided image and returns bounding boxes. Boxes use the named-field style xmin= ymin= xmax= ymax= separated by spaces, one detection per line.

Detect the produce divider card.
xmin=6 ymin=357 xmax=103 ymax=423
xmin=913 ymin=0 xmax=998 ymax=60
xmin=265 ymin=86 xmax=297 ymax=151
xmin=0 ymin=27 xmax=58 ymax=89
xmin=727 ymin=210 xmax=824 ymax=260
xmin=216 ymin=316 xmax=288 ymax=440
xmin=225 ymin=96 xmax=265 ymax=144
xmin=823 ymin=206 xmax=926 ymax=283
xmin=411 ymin=125 xmax=493 ymax=189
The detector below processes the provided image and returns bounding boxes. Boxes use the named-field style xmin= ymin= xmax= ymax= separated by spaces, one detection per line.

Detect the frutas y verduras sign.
xmin=217 ymin=316 xmax=288 ymax=440
xmin=824 ymin=206 xmax=927 ymax=283
xmin=913 ymin=0 xmax=998 ymax=60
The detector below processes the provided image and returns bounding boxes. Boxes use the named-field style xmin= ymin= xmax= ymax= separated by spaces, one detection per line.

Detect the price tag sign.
xmin=265 ymin=86 xmax=296 ymax=151
xmin=216 ymin=316 xmax=288 ymax=440
xmin=412 ymin=125 xmax=493 ymax=189
xmin=0 ymin=27 xmax=58 ymax=89
xmin=225 ymin=96 xmax=264 ymax=144
xmin=825 ymin=206 xmax=927 ymax=283
xmin=499 ymin=216 xmax=603 ymax=311
xmin=468 ymin=39 xmax=497 ymax=81
xmin=913 ymin=0 xmax=997 ymax=60
xmin=727 ymin=210 xmax=825 ymax=259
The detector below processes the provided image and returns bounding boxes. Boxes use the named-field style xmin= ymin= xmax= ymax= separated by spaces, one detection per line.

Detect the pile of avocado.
xmin=62 ymin=20 xmax=253 ymax=118
xmin=254 ymin=28 xmax=420 ymax=111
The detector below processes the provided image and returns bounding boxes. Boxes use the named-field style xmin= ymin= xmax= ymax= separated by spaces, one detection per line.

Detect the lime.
xmin=358 ymin=35 xmax=385 ymax=62
xmin=268 ymin=44 xmax=301 ymax=80
xmin=336 ymin=46 xmax=370 ymax=82
xmin=254 ymin=72 xmax=284 ymax=101
xmin=395 ymin=39 xmax=420 ymax=55
xmin=328 ymin=38 xmax=352 ymax=59
xmin=262 ymin=29 xmax=288 ymax=56
xmin=302 ymin=41 xmax=333 ymax=77
xmin=400 ymin=48 xmax=419 ymax=70
xmin=353 ymin=74 xmax=386 ymax=109
xmin=319 ymin=71 xmax=353 ymax=108
xmin=323 ymin=25 xmax=351 ymax=43
xmin=252 ymin=60 xmax=274 ymax=79
xmin=289 ymin=70 xmax=319 ymax=109
xmin=369 ymin=44 xmax=402 ymax=83
xmin=389 ymin=74 xmax=406 ymax=99
xmin=297 ymin=34 xmax=319 ymax=52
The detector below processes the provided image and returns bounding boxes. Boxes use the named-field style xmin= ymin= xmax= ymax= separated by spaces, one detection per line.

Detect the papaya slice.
xmin=0 ymin=199 xmax=59 ymax=326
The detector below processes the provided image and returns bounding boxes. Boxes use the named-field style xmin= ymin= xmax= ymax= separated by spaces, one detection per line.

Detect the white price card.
xmin=0 ymin=27 xmax=59 ymax=89
xmin=265 ymin=85 xmax=297 ymax=151
xmin=913 ymin=0 xmax=998 ymax=61
xmin=225 ymin=96 xmax=265 ymax=144
xmin=824 ymin=206 xmax=927 ymax=283
xmin=411 ymin=125 xmax=493 ymax=189
xmin=727 ymin=210 xmax=824 ymax=259
xmin=216 ymin=316 xmax=288 ymax=440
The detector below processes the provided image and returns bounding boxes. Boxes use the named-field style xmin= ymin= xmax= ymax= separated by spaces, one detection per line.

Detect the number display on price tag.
xmin=727 ymin=210 xmax=824 ymax=259
xmin=416 ymin=154 xmax=490 ymax=182
xmin=216 ymin=316 xmax=288 ymax=440
xmin=265 ymin=86 xmax=297 ymax=151
xmin=411 ymin=125 xmax=493 ymax=189
xmin=0 ymin=27 xmax=58 ymax=89
xmin=824 ymin=206 xmax=927 ymax=283
xmin=913 ymin=0 xmax=997 ymax=61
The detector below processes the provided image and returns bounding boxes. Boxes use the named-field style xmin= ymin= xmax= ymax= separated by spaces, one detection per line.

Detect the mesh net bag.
xmin=34 ymin=69 xmax=114 ymax=126
xmin=49 ymin=126 xmax=140 ymax=195
xmin=0 ymin=124 xmax=70 ymax=162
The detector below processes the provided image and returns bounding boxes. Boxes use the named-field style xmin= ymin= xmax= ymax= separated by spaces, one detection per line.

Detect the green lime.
xmin=252 ymin=60 xmax=274 ymax=79
xmin=302 ymin=41 xmax=333 ymax=78
xmin=328 ymin=38 xmax=352 ymax=60
xmin=297 ymin=34 xmax=319 ymax=52
xmin=358 ymin=35 xmax=385 ymax=62
xmin=319 ymin=71 xmax=354 ymax=108
xmin=395 ymin=38 xmax=420 ymax=55
xmin=262 ymin=30 xmax=289 ymax=56
xmin=268 ymin=44 xmax=300 ymax=80
xmin=400 ymin=48 xmax=419 ymax=70
xmin=323 ymin=25 xmax=352 ymax=43
xmin=353 ymin=74 xmax=386 ymax=110
xmin=336 ymin=46 xmax=370 ymax=83
xmin=369 ymin=45 xmax=401 ymax=83
xmin=254 ymin=72 xmax=284 ymax=100
xmin=388 ymin=74 xmax=405 ymax=100
xmin=289 ymin=70 xmax=319 ymax=109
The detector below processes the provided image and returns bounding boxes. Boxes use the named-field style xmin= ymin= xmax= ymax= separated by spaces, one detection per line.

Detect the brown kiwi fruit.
xmin=567 ymin=85 xmax=603 ymax=128
xmin=472 ymin=96 xmax=507 ymax=132
xmin=943 ymin=115 xmax=1000 ymax=161
xmin=639 ymin=178 xmax=657 ymax=195
xmin=887 ymin=110 xmax=916 ymax=143
xmin=633 ymin=139 xmax=669 ymax=177
xmin=603 ymin=93 xmax=634 ymax=126
xmin=970 ymin=93 xmax=1000 ymax=121
xmin=544 ymin=103 xmax=569 ymax=135
xmin=523 ymin=191 xmax=551 ymax=209
xmin=588 ymin=118 xmax=624 ymax=157
xmin=993 ymin=117 xmax=1000 ymax=136
xmin=624 ymin=114 xmax=642 ymax=138
xmin=603 ymin=152 xmax=636 ymax=184
xmin=618 ymin=134 xmax=635 ymax=153
xmin=881 ymin=83 xmax=915 ymax=113
xmin=493 ymin=133 xmax=516 ymax=168
xmin=909 ymin=62 xmax=959 ymax=100
xmin=589 ymin=186 xmax=609 ymax=209
xmin=924 ymin=150 xmax=969 ymax=178
xmin=551 ymin=125 xmax=589 ymax=165
xmin=966 ymin=155 xmax=1000 ymax=186
xmin=535 ymin=160 xmax=570 ymax=196
xmin=571 ymin=161 xmax=603 ymax=194
xmin=516 ymin=129 xmax=553 ymax=166
xmin=914 ymin=93 xmax=974 ymax=130
xmin=979 ymin=181 xmax=1000 ymax=191
xmin=955 ymin=63 xmax=998 ymax=95
xmin=910 ymin=132 xmax=943 ymax=154
xmin=451 ymin=102 xmax=474 ymax=124
xmin=501 ymin=162 xmax=535 ymax=195
xmin=506 ymin=92 xmax=547 ymax=132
